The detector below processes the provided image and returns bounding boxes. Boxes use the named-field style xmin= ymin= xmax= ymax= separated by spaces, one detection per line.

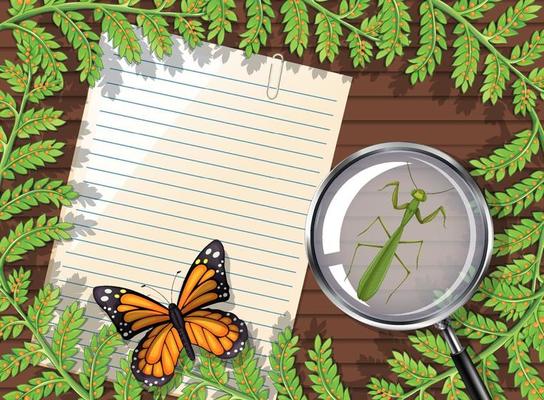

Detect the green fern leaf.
xmin=4 ymin=370 xmax=68 ymax=400
xmin=150 ymin=360 xmax=191 ymax=399
xmin=376 ymin=0 xmax=411 ymax=66
xmin=409 ymin=330 xmax=453 ymax=366
xmin=199 ymin=349 xmax=228 ymax=386
xmin=452 ymin=24 xmax=480 ymax=93
xmin=80 ymin=324 xmax=122 ymax=399
xmin=0 ymin=215 xmax=72 ymax=263
xmin=441 ymin=374 xmax=469 ymax=400
xmin=0 ymin=342 xmax=43 ymax=382
xmin=181 ymin=383 xmax=207 ymax=399
xmin=1 ymin=140 xmax=65 ymax=180
xmin=280 ymin=0 xmax=309 ymax=57
xmin=7 ymin=267 xmax=31 ymax=306
xmin=511 ymin=30 xmax=544 ymax=66
xmin=485 ymin=171 xmax=544 ymax=217
xmin=525 ymin=303 xmax=544 ymax=362
xmin=0 ymin=178 xmax=77 ymax=221
xmin=0 ymin=316 xmax=24 ymax=340
xmin=452 ymin=0 xmax=499 ymax=20
xmin=53 ymin=10 xmax=103 ymax=85
xmin=481 ymin=54 xmax=510 ymax=104
xmin=474 ymin=277 xmax=533 ymax=321
xmin=451 ymin=307 xmax=507 ymax=344
xmin=407 ymin=1 xmax=447 ymax=84
xmin=174 ymin=17 xmax=205 ymax=48
xmin=387 ymin=351 xmax=436 ymax=388
xmin=469 ymin=129 xmax=540 ymax=181
xmin=28 ymin=74 xmax=63 ymax=103
xmin=233 ymin=346 xmax=268 ymax=400
xmin=0 ymin=90 xmax=17 ymax=119
xmin=207 ymin=0 xmax=237 ymax=45
xmin=269 ymin=328 xmax=307 ymax=400
xmin=306 ymin=336 xmax=350 ymax=399
xmin=488 ymin=254 xmax=539 ymax=285
xmin=0 ymin=61 xmax=63 ymax=102
xmin=360 ymin=15 xmax=383 ymax=38
xmin=508 ymin=333 xmax=544 ymax=399
xmin=8 ymin=0 xmax=38 ymax=16
xmin=367 ymin=377 xmax=405 ymax=399
xmin=513 ymin=79 xmax=537 ymax=116
xmin=339 ymin=0 xmax=369 ymax=19
xmin=314 ymin=12 xmax=342 ymax=63
xmin=479 ymin=354 xmax=506 ymax=400
xmin=16 ymin=107 xmax=64 ymax=138
xmin=347 ymin=32 xmax=373 ymax=68
xmin=528 ymin=67 xmax=544 ymax=92
xmin=137 ymin=14 xmax=173 ymax=59
xmin=12 ymin=21 xmax=67 ymax=79
xmin=494 ymin=212 xmax=544 ymax=256
xmin=0 ymin=60 xmax=28 ymax=93
xmin=484 ymin=0 xmax=540 ymax=44
xmin=94 ymin=9 xmax=141 ymax=63
xmin=52 ymin=302 xmax=85 ymax=371
xmin=114 ymin=351 xmax=143 ymax=400
xmin=26 ymin=284 xmax=60 ymax=334
xmin=239 ymin=0 xmax=275 ymax=57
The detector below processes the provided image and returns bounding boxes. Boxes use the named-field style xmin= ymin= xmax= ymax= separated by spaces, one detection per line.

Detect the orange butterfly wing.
xmin=131 ymin=322 xmax=183 ymax=386
xmin=177 ymin=240 xmax=229 ymax=314
xmin=184 ymin=309 xmax=247 ymax=358
xmin=93 ymin=286 xmax=169 ymax=339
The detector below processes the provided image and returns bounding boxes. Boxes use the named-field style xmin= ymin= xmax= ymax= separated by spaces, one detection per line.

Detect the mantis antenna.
xmin=141 ymin=284 xmax=170 ymax=304
xmin=406 ymin=163 xmax=418 ymax=189
xmin=170 ymin=270 xmax=183 ymax=303
xmin=427 ymin=187 xmax=455 ymax=195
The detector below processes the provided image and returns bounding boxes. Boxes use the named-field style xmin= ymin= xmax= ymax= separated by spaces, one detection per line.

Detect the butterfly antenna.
xmin=406 ymin=162 xmax=418 ymax=189
xmin=427 ymin=187 xmax=455 ymax=195
xmin=170 ymin=270 xmax=182 ymax=303
xmin=141 ymin=284 xmax=169 ymax=304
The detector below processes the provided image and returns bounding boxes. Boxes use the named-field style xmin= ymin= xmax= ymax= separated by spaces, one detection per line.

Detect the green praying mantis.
xmin=347 ymin=163 xmax=453 ymax=303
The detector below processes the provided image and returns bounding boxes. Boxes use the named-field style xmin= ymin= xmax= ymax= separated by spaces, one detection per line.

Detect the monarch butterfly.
xmin=93 ymin=240 xmax=247 ymax=387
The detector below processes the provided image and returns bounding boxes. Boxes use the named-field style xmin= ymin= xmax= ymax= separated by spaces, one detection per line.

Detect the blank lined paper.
xmin=45 ymin=31 xmax=351 ymax=394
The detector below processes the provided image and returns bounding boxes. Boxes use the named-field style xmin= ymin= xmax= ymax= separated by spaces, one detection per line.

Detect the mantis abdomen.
xmin=356 ymin=228 xmax=403 ymax=301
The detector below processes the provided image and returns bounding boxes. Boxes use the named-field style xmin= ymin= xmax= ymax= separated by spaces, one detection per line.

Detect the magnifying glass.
xmin=305 ymin=142 xmax=493 ymax=400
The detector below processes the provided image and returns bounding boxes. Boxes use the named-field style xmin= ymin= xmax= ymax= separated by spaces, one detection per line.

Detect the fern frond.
xmin=0 ymin=215 xmax=72 ymax=263
xmin=360 ymin=15 xmax=383 ymax=39
xmin=27 ymin=284 xmax=60 ymax=335
xmin=409 ymin=330 xmax=453 ymax=366
xmin=347 ymin=32 xmax=373 ymax=68
xmin=481 ymin=54 xmax=510 ymax=104
xmin=451 ymin=307 xmax=507 ymax=344
xmin=513 ymin=79 xmax=537 ymax=116
xmin=494 ymin=212 xmax=544 ymax=256
xmin=233 ymin=346 xmax=268 ymax=400
xmin=80 ymin=324 xmax=122 ymax=399
xmin=306 ymin=336 xmax=350 ymax=399
xmin=441 ymin=374 xmax=469 ymax=400
xmin=314 ymin=12 xmax=342 ymax=63
xmin=485 ymin=171 xmax=544 ymax=217
xmin=508 ymin=333 xmax=544 ymax=399
xmin=0 ymin=316 xmax=25 ymax=340
xmin=488 ymin=254 xmax=539 ymax=285
xmin=407 ymin=1 xmax=447 ymax=84
xmin=511 ymin=30 xmax=544 ymax=66
xmin=8 ymin=0 xmax=38 ymax=17
xmin=199 ymin=349 xmax=228 ymax=386
xmin=452 ymin=0 xmax=500 ymax=20
xmin=479 ymin=354 xmax=506 ymax=400
xmin=239 ymin=0 xmax=275 ymax=57
xmin=0 ymin=90 xmax=17 ymax=119
xmin=387 ymin=351 xmax=437 ymax=388
xmin=280 ymin=0 xmax=310 ymax=57
xmin=150 ymin=362 xmax=190 ymax=399
xmin=269 ymin=328 xmax=307 ymax=400
xmin=339 ymin=0 xmax=369 ymax=19
xmin=52 ymin=302 xmax=85 ymax=371
xmin=470 ymin=129 xmax=540 ymax=182
xmin=367 ymin=377 xmax=405 ymax=399
xmin=376 ymin=0 xmax=411 ymax=66
xmin=0 ymin=178 xmax=77 ymax=220
xmin=174 ymin=16 xmax=205 ymax=48
xmin=207 ymin=0 xmax=237 ymax=45
xmin=1 ymin=140 xmax=65 ymax=180
xmin=484 ymin=0 xmax=541 ymax=44
xmin=114 ymin=351 xmax=143 ymax=400
xmin=474 ymin=277 xmax=533 ymax=321
xmin=452 ymin=24 xmax=480 ymax=93
xmin=53 ymin=10 xmax=103 ymax=85
xmin=4 ymin=370 xmax=69 ymax=400
xmin=524 ymin=303 xmax=544 ymax=362
xmin=28 ymin=74 xmax=63 ymax=103
xmin=94 ymin=9 xmax=142 ymax=63
xmin=137 ymin=14 xmax=173 ymax=59
xmin=16 ymin=107 xmax=64 ymax=138
xmin=7 ymin=267 xmax=31 ymax=305
xmin=0 ymin=342 xmax=43 ymax=382
xmin=180 ymin=382 xmax=207 ymax=399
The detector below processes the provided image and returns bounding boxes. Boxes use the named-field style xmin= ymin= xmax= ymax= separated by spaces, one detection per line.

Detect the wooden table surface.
xmin=1 ymin=1 xmax=543 ymax=398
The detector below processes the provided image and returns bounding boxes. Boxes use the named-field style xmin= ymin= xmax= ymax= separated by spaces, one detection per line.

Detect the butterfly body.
xmin=93 ymin=240 xmax=247 ymax=387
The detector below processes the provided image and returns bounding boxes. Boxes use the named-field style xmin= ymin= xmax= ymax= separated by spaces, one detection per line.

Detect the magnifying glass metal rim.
xmin=305 ymin=142 xmax=494 ymax=331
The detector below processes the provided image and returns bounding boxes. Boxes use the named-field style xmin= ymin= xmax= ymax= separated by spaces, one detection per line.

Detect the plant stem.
xmin=529 ymin=107 xmax=544 ymax=153
xmin=184 ymin=371 xmax=253 ymax=400
xmin=0 ymin=2 xmax=204 ymax=33
xmin=431 ymin=0 xmax=544 ymax=96
xmin=301 ymin=0 xmax=379 ymax=42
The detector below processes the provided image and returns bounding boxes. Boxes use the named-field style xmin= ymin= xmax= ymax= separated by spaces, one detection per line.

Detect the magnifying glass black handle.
xmin=437 ymin=320 xmax=491 ymax=400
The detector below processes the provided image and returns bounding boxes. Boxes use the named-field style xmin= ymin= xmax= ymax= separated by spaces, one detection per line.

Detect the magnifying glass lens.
xmin=309 ymin=147 xmax=491 ymax=329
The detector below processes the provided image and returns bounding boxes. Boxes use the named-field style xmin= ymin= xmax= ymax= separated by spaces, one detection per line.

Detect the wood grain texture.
xmin=0 ymin=1 xmax=543 ymax=399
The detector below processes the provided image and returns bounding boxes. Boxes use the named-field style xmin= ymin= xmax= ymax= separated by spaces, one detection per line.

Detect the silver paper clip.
xmin=266 ymin=54 xmax=284 ymax=100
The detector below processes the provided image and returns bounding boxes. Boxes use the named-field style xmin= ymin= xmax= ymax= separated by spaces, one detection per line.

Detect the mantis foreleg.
xmin=381 ymin=181 xmax=409 ymax=210
xmin=416 ymin=205 xmax=447 ymax=227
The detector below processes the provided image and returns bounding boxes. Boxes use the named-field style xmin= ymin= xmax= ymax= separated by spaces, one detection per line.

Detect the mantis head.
xmin=411 ymin=188 xmax=427 ymax=202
